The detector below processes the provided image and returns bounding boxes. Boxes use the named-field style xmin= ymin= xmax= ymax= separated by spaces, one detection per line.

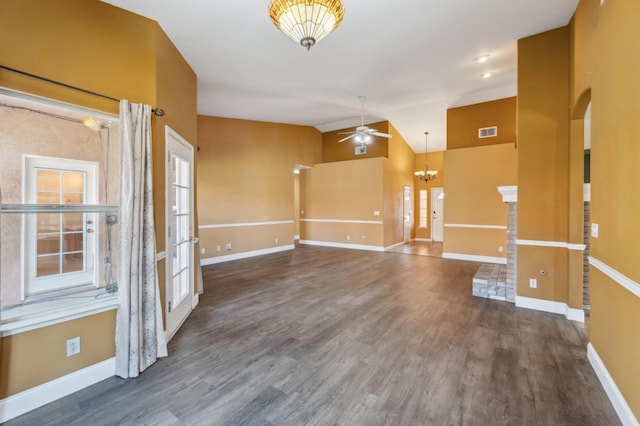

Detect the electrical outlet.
xmin=201 ymin=248 xmax=205 ymax=255
xmin=217 ymin=245 xmax=221 ymax=252
xmin=275 ymin=238 xmax=279 ymax=244
xmin=529 ymin=278 xmax=537 ymax=289
xmin=346 ymin=234 xmax=350 ymax=241
xmin=591 ymin=223 xmax=599 ymax=238
xmin=226 ymin=243 xmax=232 ymax=251
xmin=498 ymin=246 xmax=503 ymax=253
xmin=67 ymin=337 xmax=80 ymax=357
xmin=361 ymin=235 xmax=366 ymax=239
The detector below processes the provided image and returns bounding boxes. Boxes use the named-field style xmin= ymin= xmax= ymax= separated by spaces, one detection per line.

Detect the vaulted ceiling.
xmin=102 ymin=0 xmax=579 ymax=152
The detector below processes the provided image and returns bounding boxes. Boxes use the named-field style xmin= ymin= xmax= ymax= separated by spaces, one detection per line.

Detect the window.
xmin=23 ymin=156 xmax=99 ymax=296
xmin=419 ymin=189 xmax=428 ymax=228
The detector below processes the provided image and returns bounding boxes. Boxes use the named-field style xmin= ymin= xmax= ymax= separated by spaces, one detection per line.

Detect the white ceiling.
xmin=101 ymin=0 xmax=578 ymax=153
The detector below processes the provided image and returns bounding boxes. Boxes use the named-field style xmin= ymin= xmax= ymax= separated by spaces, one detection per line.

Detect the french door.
xmin=165 ymin=127 xmax=195 ymax=340
xmin=431 ymin=187 xmax=444 ymax=242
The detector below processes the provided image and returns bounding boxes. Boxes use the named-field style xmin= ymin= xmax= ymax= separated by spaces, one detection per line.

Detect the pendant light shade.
xmin=268 ymin=0 xmax=345 ymax=50
xmin=415 ymin=132 xmax=438 ymax=182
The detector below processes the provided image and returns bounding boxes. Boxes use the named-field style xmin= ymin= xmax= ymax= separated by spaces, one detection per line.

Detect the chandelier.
xmin=268 ymin=0 xmax=345 ymax=50
xmin=415 ymin=132 xmax=438 ymax=182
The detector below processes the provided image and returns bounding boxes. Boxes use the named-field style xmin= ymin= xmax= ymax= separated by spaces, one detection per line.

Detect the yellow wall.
xmin=443 ymin=143 xmax=517 ymax=259
xmin=516 ymin=27 xmax=571 ymax=303
xmin=447 ymin=97 xmax=517 ymax=150
xmin=197 ymin=116 xmax=322 ymax=258
xmin=383 ymin=123 xmax=416 ymax=247
xmin=0 ymin=311 xmax=116 ymax=398
xmin=413 ymin=151 xmax=444 ymax=240
xmin=322 ymin=121 xmax=389 ymax=162
xmin=303 ymin=121 xmax=415 ymax=249
xmin=0 ymin=0 xmax=197 ymax=398
xmin=300 ymin=158 xmax=384 ymax=247
xmin=571 ymin=0 xmax=640 ymax=417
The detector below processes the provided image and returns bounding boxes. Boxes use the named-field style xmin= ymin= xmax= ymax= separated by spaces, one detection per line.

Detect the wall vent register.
xmin=478 ymin=126 xmax=498 ymax=138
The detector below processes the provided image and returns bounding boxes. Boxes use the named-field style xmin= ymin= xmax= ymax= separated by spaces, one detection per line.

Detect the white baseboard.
xmin=442 ymin=252 xmax=507 ymax=264
xmin=384 ymin=242 xmax=406 ymax=251
xmin=299 ymin=240 xmax=384 ymax=252
xmin=566 ymin=306 xmax=585 ymax=322
xmin=0 ymin=357 xmax=115 ymax=423
xmin=201 ymin=245 xmax=295 ymax=265
xmin=515 ymin=296 xmax=585 ymax=323
xmin=587 ymin=343 xmax=639 ymax=426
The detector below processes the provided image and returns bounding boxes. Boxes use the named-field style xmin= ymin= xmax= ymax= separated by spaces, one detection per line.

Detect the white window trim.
xmin=0 ymin=286 xmax=118 ymax=337
xmin=22 ymin=155 xmax=100 ymax=300
xmin=0 ymin=88 xmax=120 ymax=338
xmin=418 ymin=189 xmax=428 ymax=229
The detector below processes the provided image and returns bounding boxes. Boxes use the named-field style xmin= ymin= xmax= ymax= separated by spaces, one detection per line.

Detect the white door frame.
xmin=165 ymin=126 xmax=195 ymax=341
xmin=431 ymin=187 xmax=444 ymax=242
xmin=403 ymin=186 xmax=412 ymax=243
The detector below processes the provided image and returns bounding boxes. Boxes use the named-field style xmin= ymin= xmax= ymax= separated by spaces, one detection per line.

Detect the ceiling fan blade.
xmin=338 ymin=134 xmax=358 ymax=143
xmin=371 ymin=131 xmax=393 ymax=139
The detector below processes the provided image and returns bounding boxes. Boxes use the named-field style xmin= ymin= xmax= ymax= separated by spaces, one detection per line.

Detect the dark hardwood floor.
xmin=6 ymin=246 xmax=619 ymax=425
xmin=386 ymin=241 xmax=443 ymax=257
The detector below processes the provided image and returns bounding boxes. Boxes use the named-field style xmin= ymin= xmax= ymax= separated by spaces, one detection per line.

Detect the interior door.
xmin=165 ymin=127 xmax=195 ymax=341
xmin=403 ymin=186 xmax=412 ymax=243
xmin=431 ymin=187 xmax=444 ymax=242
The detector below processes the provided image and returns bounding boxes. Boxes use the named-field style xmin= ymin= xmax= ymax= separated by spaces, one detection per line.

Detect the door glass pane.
xmin=63 ymin=192 xmax=84 ymax=205
xmin=62 ymin=253 xmax=83 ymax=273
xmin=63 ymin=213 xmax=83 ymax=231
xmin=179 ymin=187 xmax=189 ymax=214
xmin=171 ymin=186 xmax=177 ymax=213
xmin=178 ymin=215 xmax=189 ymax=243
xmin=62 ymin=172 xmax=84 ymax=192
xmin=38 ymin=214 xmax=60 ymax=233
xmin=173 ymin=273 xmax=180 ymax=304
xmin=37 ymin=191 xmax=60 ymax=204
xmin=172 ymin=213 xmax=178 ymax=246
xmin=37 ymin=255 xmax=60 ymax=276
xmin=37 ymin=170 xmax=60 ymax=191
xmin=62 ymin=232 xmax=83 ymax=253
xmin=37 ymin=235 xmax=60 ymax=255
xmin=33 ymin=167 xmax=89 ymax=283
xmin=170 ymin=149 xmax=190 ymax=309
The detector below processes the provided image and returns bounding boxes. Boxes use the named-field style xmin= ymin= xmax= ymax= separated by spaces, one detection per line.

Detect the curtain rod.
xmin=0 ymin=64 xmax=165 ymax=117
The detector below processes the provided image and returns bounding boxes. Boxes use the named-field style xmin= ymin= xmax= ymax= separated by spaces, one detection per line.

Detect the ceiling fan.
xmin=338 ymin=96 xmax=392 ymax=144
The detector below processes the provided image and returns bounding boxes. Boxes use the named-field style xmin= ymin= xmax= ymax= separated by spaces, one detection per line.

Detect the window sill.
xmin=1 ymin=287 xmax=118 ymax=337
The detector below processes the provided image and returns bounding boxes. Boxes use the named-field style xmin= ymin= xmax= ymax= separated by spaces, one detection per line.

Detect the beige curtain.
xmin=115 ymin=100 xmax=167 ymax=378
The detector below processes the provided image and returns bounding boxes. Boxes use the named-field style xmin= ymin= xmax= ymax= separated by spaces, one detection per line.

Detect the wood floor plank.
xmin=4 ymin=246 xmax=621 ymax=425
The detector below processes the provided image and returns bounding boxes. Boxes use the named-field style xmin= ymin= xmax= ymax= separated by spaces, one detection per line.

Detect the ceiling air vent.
xmin=355 ymin=145 xmax=367 ymax=155
xmin=478 ymin=126 xmax=498 ymax=138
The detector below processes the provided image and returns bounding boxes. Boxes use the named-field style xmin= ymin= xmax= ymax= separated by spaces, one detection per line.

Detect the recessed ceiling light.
xmin=475 ymin=54 xmax=490 ymax=63
xmin=482 ymin=72 xmax=493 ymax=79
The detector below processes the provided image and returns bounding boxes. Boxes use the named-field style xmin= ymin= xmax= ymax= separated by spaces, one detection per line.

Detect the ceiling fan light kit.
xmin=338 ymin=96 xmax=393 ymax=145
xmin=415 ymin=132 xmax=438 ymax=182
xmin=268 ymin=0 xmax=345 ymax=50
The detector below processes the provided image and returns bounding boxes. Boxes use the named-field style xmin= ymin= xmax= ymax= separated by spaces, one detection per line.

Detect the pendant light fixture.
xmin=268 ymin=0 xmax=345 ymax=50
xmin=415 ymin=132 xmax=438 ymax=182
